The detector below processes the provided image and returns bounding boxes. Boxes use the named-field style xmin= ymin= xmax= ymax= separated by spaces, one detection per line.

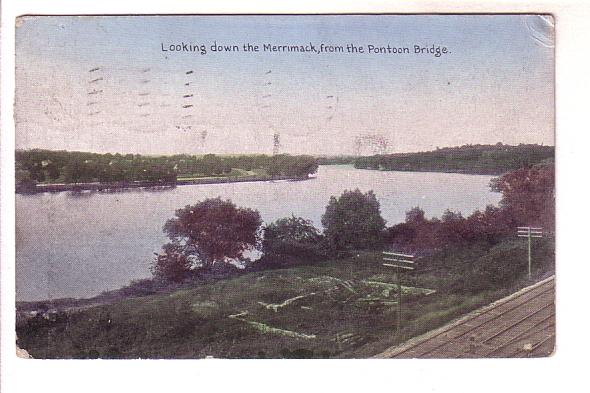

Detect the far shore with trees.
xmin=353 ymin=143 xmax=554 ymax=175
xmin=15 ymin=150 xmax=319 ymax=193
xmin=15 ymin=143 xmax=553 ymax=193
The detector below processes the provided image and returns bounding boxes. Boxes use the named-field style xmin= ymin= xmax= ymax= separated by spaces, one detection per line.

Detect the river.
xmin=16 ymin=165 xmax=502 ymax=301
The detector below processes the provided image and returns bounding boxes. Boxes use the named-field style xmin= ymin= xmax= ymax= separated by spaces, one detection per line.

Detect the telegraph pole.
xmin=382 ymin=252 xmax=415 ymax=335
xmin=517 ymin=226 xmax=543 ymax=279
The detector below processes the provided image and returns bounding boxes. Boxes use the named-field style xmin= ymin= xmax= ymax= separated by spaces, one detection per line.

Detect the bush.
xmin=251 ymin=215 xmax=325 ymax=270
xmin=150 ymin=244 xmax=192 ymax=283
xmin=264 ymin=216 xmax=323 ymax=255
xmin=387 ymin=199 xmax=530 ymax=253
xmin=321 ymin=189 xmax=386 ymax=251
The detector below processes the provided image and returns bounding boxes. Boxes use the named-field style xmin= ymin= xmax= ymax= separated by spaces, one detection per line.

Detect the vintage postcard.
xmin=13 ymin=14 xmax=554 ymax=359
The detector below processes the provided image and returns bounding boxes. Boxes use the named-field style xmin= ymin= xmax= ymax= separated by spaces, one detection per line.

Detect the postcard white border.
xmin=2 ymin=1 xmax=588 ymax=393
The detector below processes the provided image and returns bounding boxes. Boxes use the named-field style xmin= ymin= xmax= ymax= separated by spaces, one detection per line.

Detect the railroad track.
xmin=375 ymin=276 xmax=555 ymax=358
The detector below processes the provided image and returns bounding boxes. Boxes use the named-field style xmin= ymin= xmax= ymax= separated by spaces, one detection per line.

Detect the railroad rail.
xmin=374 ymin=276 xmax=555 ymax=358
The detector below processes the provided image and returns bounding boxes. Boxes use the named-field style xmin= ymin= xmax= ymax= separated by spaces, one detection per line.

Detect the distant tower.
xmin=261 ymin=70 xmax=282 ymax=155
xmin=272 ymin=133 xmax=281 ymax=155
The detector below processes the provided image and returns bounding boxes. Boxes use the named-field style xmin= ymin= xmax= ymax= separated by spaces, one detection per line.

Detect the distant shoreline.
xmin=352 ymin=166 xmax=508 ymax=176
xmin=15 ymin=167 xmax=503 ymax=195
xmin=16 ymin=174 xmax=309 ymax=194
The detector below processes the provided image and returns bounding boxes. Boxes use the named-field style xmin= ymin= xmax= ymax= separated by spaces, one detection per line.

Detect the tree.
xmin=159 ymin=198 xmax=262 ymax=276
xmin=15 ymin=168 xmax=37 ymax=192
xmin=437 ymin=209 xmax=467 ymax=245
xmin=150 ymin=243 xmax=192 ymax=282
xmin=265 ymin=215 xmax=321 ymax=244
xmin=490 ymin=165 xmax=554 ymax=230
xmin=262 ymin=215 xmax=323 ymax=261
xmin=283 ymin=156 xmax=319 ymax=178
xmin=387 ymin=206 xmax=441 ymax=252
xmin=405 ymin=206 xmax=427 ymax=225
xmin=15 ymin=168 xmax=33 ymax=185
xmin=321 ymin=189 xmax=386 ymax=251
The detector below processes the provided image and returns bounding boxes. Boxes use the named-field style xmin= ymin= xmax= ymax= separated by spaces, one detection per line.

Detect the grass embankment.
xmin=16 ymin=237 xmax=554 ymax=359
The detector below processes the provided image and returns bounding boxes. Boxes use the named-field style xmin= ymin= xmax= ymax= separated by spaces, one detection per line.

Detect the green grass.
xmin=16 ymin=237 xmax=554 ymax=359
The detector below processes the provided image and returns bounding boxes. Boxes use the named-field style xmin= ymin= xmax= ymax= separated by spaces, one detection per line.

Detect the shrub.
xmin=321 ymin=189 xmax=386 ymax=251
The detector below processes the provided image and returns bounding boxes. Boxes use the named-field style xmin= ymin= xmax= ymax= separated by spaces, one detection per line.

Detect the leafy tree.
xmin=491 ymin=165 xmax=554 ymax=230
xmin=160 ymin=198 xmax=262 ymax=275
xmin=262 ymin=215 xmax=323 ymax=260
xmin=405 ymin=206 xmax=427 ymax=225
xmin=387 ymin=206 xmax=440 ymax=252
xmin=463 ymin=205 xmax=515 ymax=244
xmin=15 ymin=168 xmax=37 ymax=192
xmin=441 ymin=209 xmax=463 ymax=223
xmin=267 ymin=164 xmax=281 ymax=177
xmin=46 ymin=162 xmax=60 ymax=180
xmin=15 ymin=168 xmax=33 ymax=185
xmin=265 ymin=215 xmax=321 ymax=244
xmin=150 ymin=243 xmax=192 ymax=282
xmin=437 ymin=209 xmax=467 ymax=245
xmin=283 ymin=156 xmax=319 ymax=178
xmin=321 ymin=189 xmax=386 ymax=251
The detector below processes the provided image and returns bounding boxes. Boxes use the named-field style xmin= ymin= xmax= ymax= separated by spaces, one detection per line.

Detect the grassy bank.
xmin=16 ymin=237 xmax=554 ymax=359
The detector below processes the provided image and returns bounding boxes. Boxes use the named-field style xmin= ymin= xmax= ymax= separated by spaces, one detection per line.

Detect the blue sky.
xmin=15 ymin=15 xmax=554 ymax=155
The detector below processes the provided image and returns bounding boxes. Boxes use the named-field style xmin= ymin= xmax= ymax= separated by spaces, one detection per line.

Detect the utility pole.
xmin=517 ymin=226 xmax=543 ymax=279
xmin=382 ymin=252 xmax=415 ymax=335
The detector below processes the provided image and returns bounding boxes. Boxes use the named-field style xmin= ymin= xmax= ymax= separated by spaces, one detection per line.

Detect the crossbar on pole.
xmin=383 ymin=257 xmax=415 ymax=264
xmin=383 ymin=251 xmax=419 ymax=337
xmin=383 ymin=263 xmax=414 ymax=270
xmin=516 ymin=226 xmax=545 ymax=280
xmin=382 ymin=252 xmax=415 ymax=258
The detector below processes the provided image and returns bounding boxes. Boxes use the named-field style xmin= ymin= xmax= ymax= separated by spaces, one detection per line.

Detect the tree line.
xmin=15 ymin=149 xmax=319 ymax=188
xmin=353 ymin=143 xmax=554 ymax=175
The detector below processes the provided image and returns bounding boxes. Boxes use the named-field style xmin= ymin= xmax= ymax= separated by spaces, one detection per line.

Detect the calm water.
xmin=16 ymin=165 xmax=502 ymax=301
